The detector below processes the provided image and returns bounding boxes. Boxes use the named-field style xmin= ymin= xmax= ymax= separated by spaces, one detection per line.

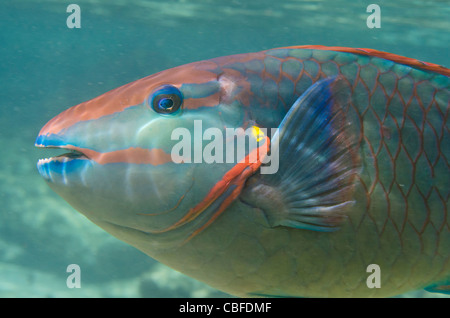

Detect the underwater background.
xmin=1 ymin=0 xmax=449 ymax=297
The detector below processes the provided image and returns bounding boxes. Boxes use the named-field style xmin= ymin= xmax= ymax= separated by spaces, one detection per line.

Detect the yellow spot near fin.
xmin=252 ymin=126 xmax=265 ymax=142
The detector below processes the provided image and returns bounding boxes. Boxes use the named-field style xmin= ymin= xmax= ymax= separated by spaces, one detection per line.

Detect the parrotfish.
xmin=36 ymin=45 xmax=449 ymax=297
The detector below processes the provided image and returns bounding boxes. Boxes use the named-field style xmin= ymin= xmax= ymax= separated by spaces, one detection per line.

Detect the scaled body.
xmin=36 ymin=46 xmax=449 ymax=297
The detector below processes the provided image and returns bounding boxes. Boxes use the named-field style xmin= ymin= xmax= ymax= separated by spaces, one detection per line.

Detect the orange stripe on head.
xmin=40 ymin=61 xmax=220 ymax=136
xmin=183 ymin=91 xmax=222 ymax=109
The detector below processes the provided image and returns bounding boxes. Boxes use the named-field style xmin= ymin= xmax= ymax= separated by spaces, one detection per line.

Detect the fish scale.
xmin=204 ymin=47 xmax=448 ymax=295
xmin=260 ymin=50 xmax=447 ymax=228
xmin=36 ymin=46 xmax=449 ymax=297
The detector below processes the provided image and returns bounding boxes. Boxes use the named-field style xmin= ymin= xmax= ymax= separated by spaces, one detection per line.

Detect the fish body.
xmin=36 ymin=46 xmax=449 ymax=297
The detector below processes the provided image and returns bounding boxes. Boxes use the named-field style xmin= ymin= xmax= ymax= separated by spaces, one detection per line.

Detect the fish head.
xmin=35 ymin=58 xmax=264 ymax=247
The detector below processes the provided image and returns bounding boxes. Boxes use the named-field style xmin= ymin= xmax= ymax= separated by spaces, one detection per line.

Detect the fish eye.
xmin=149 ymin=85 xmax=183 ymax=114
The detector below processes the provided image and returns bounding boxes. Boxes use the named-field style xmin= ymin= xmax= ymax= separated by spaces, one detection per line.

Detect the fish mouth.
xmin=36 ymin=145 xmax=89 ymax=163
xmin=35 ymin=133 xmax=91 ymax=180
xmin=35 ymin=133 xmax=90 ymax=162
xmin=35 ymin=141 xmax=91 ymax=182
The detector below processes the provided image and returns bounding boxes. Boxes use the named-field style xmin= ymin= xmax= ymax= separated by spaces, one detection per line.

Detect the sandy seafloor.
xmin=0 ymin=0 xmax=449 ymax=297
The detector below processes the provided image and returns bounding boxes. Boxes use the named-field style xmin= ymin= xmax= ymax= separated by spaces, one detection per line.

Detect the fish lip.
xmin=34 ymin=132 xmax=91 ymax=183
xmin=35 ymin=134 xmax=90 ymax=162
xmin=36 ymin=145 xmax=89 ymax=161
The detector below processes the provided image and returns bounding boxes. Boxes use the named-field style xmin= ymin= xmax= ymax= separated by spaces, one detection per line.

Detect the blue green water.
xmin=0 ymin=0 xmax=449 ymax=297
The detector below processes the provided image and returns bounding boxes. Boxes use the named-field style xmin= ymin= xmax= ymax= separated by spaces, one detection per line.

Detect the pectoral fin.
xmin=242 ymin=77 xmax=360 ymax=232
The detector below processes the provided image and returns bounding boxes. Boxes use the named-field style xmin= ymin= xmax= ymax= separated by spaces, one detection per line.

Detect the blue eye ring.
xmin=149 ymin=85 xmax=183 ymax=114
